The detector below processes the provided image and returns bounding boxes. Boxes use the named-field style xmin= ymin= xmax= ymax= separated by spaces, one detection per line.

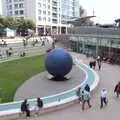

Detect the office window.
xmin=43 ymin=17 xmax=46 ymax=21
xmin=43 ymin=4 xmax=46 ymax=9
xmin=48 ymin=17 xmax=50 ymax=22
xmin=20 ymin=10 xmax=24 ymax=14
xmin=38 ymin=16 xmax=41 ymax=21
xmin=9 ymin=11 xmax=12 ymax=15
xmin=14 ymin=4 xmax=18 ymax=8
xmin=38 ymin=10 xmax=41 ymax=14
xmin=38 ymin=3 xmax=41 ymax=8
xmin=15 ymin=10 xmax=18 ymax=15
xmin=48 ymin=11 xmax=50 ymax=15
xmin=43 ymin=11 xmax=46 ymax=15
xmin=9 ymin=5 xmax=12 ymax=10
xmin=19 ymin=3 xmax=24 ymax=8
xmin=48 ymin=5 xmax=50 ymax=9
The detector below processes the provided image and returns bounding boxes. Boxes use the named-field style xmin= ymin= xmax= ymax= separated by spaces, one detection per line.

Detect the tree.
xmin=15 ymin=18 xmax=35 ymax=36
xmin=0 ymin=16 xmax=36 ymax=36
xmin=4 ymin=16 xmax=15 ymax=29
xmin=0 ymin=16 xmax=5 ymax=28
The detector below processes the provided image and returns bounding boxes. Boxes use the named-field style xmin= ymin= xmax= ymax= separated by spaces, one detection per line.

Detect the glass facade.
xmin=61 ymin=0 xmax=79 ymax=24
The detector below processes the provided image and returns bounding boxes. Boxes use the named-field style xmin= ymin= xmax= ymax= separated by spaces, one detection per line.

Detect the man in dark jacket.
xmin=114 ymin=82 xmax=120 ymax=98
xmin=84 ymin=84 xmax=90 ymax=92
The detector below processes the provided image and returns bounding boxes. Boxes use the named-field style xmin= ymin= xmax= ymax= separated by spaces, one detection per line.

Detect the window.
xmin=38 ymin=10 xmax=41 ymax=14
xmin=48 ymin=11 xmax=50 ymax=15
xmin=20 ymin=10 xmax=24 ymax=15
xmin=48 ymin=0 xmax=50 ymax=3
xmin=38 ymin=3 xmax=41 ymax=8
xmin=48 ymin=5 xmax=50 ymax=9
xmin=15 ymin=10 xmax=18 ymax=15
xmin=43 ymin=17 xmax=46 ymax=21
xmin=8 ymin=0 xmax=12 ymax=3
xmin=48 ymin=17 xmax=50 ymax=22
xmin=43 ymin=4 xmax=46 ymax=9
xmin=8 ymin=5 xmax=12 ymax=10
xmin=43 ymin=11 xmax=46 ymax=15
xmin=14 ymin=4 xmax=18 ymax=8
xmin=38 ymin=16 xmax=41 ymax=21
xmin=19 ymin=3 xmax=24 ymax=8
xmin=9 ymin=11 xmax=12 ymax=15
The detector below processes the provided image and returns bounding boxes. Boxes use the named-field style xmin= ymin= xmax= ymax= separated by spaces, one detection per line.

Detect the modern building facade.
xmin=2 ymin=0 xmax=80 ymax=35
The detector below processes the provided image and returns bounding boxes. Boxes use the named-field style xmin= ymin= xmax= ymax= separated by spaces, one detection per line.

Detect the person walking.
xmin=76 ymin=87 xmax=84 ymax=104
xmin=100 ymin=88 xmax=108 ymax=109
xmin=21 ymin=99 xmax=27 ymax=114
xmin=20 ymin=99 xmax=30 ymax=117
xmin=82 ymin=89 xmax=92 ymax=110
xmin=114 ymin=82 xmax=120 ymax=98
xmin=84 ymin=84 xmax=90 ymax=92
xmin=34 ymin=97 xmax=43 ymax=115
xmin=97 ymin=55 xmax=102 ymax=70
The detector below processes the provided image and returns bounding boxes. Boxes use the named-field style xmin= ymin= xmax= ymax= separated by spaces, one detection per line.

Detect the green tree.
xmin=0 ymin=16 xmax=5 ymax=28
xmin=4 ymin=16 xmax=15 ymax=29
xmin=0 ymin=16 xmax=36 ymax=36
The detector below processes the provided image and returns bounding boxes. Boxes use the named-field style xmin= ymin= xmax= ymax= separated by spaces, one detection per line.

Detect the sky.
xmin=80 ymin=0 xmax=120 ymax=24
xmin=0 ymin=0 xmax=2 ymax=15
xmin=0 ymin=0 xmax=120 ymax=24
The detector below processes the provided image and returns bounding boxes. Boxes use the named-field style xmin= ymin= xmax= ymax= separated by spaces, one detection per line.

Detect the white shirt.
xmin=101 ymin=90 xmax=108 ymax=98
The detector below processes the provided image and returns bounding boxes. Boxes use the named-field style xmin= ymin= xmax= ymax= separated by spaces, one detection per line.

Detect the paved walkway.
xmin=27 ymin=53 xmax=120 ymax=120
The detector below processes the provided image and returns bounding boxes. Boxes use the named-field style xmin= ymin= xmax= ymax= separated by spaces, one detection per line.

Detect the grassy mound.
xmin=0 ymin=54 xmax=46 ymax=103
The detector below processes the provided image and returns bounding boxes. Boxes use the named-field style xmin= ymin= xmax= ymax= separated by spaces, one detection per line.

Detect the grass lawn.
xmin=0 ymin=54 xmax=46 ymax=103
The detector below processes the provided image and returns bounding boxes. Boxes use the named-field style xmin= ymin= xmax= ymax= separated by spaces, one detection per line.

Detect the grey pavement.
xmin=24 ymin=53 xmax=120 ymax=120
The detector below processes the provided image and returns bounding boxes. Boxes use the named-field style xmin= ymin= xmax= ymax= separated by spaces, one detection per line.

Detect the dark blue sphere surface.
xmin=45 ymin=48 xmax=73 ymax=77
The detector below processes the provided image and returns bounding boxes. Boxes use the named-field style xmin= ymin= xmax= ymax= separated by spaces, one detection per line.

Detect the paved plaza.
xmin=26 ymin=53 xmax=120 ymax=120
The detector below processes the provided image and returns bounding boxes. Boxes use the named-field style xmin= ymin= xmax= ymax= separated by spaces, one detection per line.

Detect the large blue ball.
xmin=45 ymin=48 xmax=73 ymax=77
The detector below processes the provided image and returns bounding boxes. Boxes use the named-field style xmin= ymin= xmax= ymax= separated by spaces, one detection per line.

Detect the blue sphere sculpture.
xmin=45 ymin=48 xmax=73 ymax=80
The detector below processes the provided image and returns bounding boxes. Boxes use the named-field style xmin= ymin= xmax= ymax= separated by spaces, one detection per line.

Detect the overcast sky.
xmin=0 ymin=0 xmax=2 ymax=15
xmin=80 ymin=0 xmax=120 ymax=24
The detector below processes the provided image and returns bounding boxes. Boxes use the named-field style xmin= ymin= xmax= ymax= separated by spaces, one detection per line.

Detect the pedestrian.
xmin=21 ymin=99 xmax=27 ymax=114
xmin=89 ymin=61 xmax=93 ymax=68
xmin=92 ymin=59 xmax=96 ymax=69
xmin=82 ymin=89 xmax=92 ymax=110
xmin=97 ymin=56 xmax=102 ymax=70
xmin=84 ymin=84 xmax=90 ymax=92
xmin=98 ymin=61 xmax=101 ymax=70
xmin=41 ymin=40 xmax=45 ymax=46
xmin=114 ymin=82 xmax=120 ymax=98
xmin=76 ymin=87 xmax=84 ymax=103
xmin=34 ymin=97 xmax=43 ymax=115
xmin=26 ymin=103 xmax=30 ymax=117
xmin=100 ymin=88 xmax=108 ymax=109
xmin=20 ymin=99 xmax=30 ymax=117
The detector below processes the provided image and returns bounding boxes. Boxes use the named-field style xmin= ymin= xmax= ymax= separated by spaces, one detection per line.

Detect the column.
xmin=59 ymin=26 xmax=61 ymax=34
xmin=50 ymin=26 xmax=52 ymax=35
xmin=44 ymin=25 xmax=46 ymax=35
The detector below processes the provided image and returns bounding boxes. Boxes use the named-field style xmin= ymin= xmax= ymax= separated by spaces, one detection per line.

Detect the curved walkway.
xmin=29 ymin=53 xmax=120 ymax=120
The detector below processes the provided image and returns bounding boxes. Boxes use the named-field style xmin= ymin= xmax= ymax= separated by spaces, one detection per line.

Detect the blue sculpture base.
xmin=51 ymin=76 xmax=70 ymax=81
